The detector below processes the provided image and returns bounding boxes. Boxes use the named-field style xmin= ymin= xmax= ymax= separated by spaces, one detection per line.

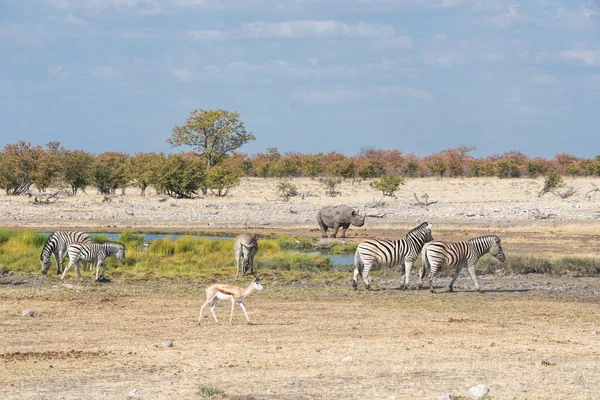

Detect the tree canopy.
xmin=167 ymin=109 xmax=255 ymax=169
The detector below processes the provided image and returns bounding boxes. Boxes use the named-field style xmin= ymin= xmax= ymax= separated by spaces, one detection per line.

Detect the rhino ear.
xmin=351 ymin=210 xmax=357 ymax=216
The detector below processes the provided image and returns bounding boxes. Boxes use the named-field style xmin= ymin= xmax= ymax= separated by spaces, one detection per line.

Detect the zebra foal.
xmin=419 ymin=235 xmax=506 ymax=293
xmin=353 ymin=222 xmax=433 ymax=290
xmin=233 ymin=234 xmax=258 ymax=277
xmin=40 ymin=231 xmax=91 ymax=275
xmin=61 ymin=242 xmax=126 ymax=281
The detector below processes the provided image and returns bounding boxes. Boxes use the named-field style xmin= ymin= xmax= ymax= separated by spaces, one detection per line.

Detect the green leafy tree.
xmin=205 ymin=165 xmax=241 ymax=197
xmin=373 ymin=174 xmax=405 ymax=197
xmin=91 ymin=152 xmax=129 ymax=195
xmin=128 ymin=152 xmax=164 ymax=196
xmin=154 ymin=154 xmax=205 ymax=198
xmin=1 ymin=141 xmax=46 ymax=195
xmin=167 ymin=109 xmax=255 ymax=170
xmin=329 ymin=159 xmax=356 ymax=180
xmin=358 ymin=160 xmax=385 ymax=179
xmin=60 ymin=150 xmax=94 ymax=194
xmin=496 ymin=159 xmax=521 ymax=178
xmin=276 ymin=180 xmax=298 ymax=200
xmin=301 ymin=154 xmax=325 ymax=178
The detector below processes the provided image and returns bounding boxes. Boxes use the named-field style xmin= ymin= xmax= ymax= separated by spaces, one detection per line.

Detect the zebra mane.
xmin=469 ymin=235 xmax=500 ymax=243
xmin=406 ymin=222 xmax=430 ymax=236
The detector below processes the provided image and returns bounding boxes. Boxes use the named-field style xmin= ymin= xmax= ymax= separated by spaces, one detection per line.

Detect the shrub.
xmin=538 ymin=170 xmax=564 ymax=197
xmin=205 ymin=165 xmax=241 ymax=197
xmin=322 ymin=178 xmax=342 ymax=197
xmin=276 ymin=180 xmax=298 ymax=200
xmin=372 ymin=174 xmax=405 ymax=197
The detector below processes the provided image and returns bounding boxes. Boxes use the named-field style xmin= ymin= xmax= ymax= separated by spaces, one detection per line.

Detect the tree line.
xmin=1 ymin=109 xmax=599 ymax=198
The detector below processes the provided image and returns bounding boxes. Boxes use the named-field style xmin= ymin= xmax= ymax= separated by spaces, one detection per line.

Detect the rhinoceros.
xmin=316 ymin=204 xmax=366 ymax=238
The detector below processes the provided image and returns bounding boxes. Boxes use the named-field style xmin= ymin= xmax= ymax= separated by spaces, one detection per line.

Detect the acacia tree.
xmin=128 ymin=152 xmax=164 ymax=196
xmin=168 ymin=109 xmax=255 ymax=170
xmin=91 ymin=152 xmax=129 ymax=195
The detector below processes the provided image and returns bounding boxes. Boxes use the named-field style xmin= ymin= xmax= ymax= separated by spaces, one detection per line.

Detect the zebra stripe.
xmin=40 ymin=231 xmax=91 ymax=274
xmin=419 ymin=235 xmax=506 ymax=293
xmin=61 ymin=242 xmax=126 ymax=281
xmin=233 ymin=234 xmax=258 ymax=277
xmin=353 ymin=222 xmax=433 ymax=290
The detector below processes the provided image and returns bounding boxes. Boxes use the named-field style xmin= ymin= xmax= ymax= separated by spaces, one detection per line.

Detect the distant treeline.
xmin=1 ymin=141 xmax=599 ymax=197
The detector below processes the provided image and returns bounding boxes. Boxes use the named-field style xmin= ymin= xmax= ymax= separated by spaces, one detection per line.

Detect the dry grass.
xmin=1 ymin=276 xmax=600 ymax=400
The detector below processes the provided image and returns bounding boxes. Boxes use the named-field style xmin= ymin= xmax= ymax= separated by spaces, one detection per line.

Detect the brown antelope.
xmin=198 ymin=276 xmax=264 ymax=325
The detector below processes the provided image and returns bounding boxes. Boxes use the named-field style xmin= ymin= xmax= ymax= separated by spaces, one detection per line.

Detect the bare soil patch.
xmin=1 ymin=274 xmax=600 ymax=400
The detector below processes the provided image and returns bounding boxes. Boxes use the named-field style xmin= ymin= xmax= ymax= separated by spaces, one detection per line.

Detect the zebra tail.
xmin=354 ymin=250 xmax=363 ymax=274
xmin=420 ymin=244 xmax=430 ymax=279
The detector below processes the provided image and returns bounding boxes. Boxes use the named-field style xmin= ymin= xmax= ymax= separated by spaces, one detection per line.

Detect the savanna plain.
xmin=1 ymin=177 xmax=600 ymax=400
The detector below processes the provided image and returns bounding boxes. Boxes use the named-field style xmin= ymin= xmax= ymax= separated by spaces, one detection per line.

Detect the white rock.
xmin=127 ymin=388 xmax=141 ymax=399
xmin=341 ymin=355 xmax=353 ymax=362
xmin=162 ymin=340 xmax=174 ymax=348
xmin=592 ymin=330 xmax=598 ymax=335
xmin=21 ymin=310 xmax=35 ymax=317
xmin=468 ymin=384 xmax=489 ymax=399
xmin=438 ymin=394 xmax=453 ymax=400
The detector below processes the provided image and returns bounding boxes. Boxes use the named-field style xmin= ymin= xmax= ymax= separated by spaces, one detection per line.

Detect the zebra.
xmin=233 ymin=234 xmax=258 ymax=277
xmin=418 ymin=235 xmax=506 ymax=294
xmin=40 ymin=231 xmax=91 ymax=275
xmin=61 ymin=242 xmax=126 ymax=281
xmin=353 ymin=222 xmax=433 ymax=290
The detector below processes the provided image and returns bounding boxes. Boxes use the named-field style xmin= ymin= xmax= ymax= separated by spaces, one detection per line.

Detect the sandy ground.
xmin=1 ymin=177 xmax=600 ymax=400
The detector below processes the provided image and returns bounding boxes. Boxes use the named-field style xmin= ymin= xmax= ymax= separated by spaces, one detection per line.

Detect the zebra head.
xmin=40 ymin=257 xmax=51 ymax=275
xmin=490 ymin=236 xmax=506 ymax=262
xmin=407 ymin=222 xmax=434 ymax=244
xmin=116 ymin=244 xmax=126 ymax=264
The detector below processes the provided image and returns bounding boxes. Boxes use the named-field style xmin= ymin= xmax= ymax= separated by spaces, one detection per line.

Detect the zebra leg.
xmin=362 ymin=261 xmax=373 ymax=290
xmin=447 ymin=267 xmax=462 ymax=292
xmin=352 ymin=266 xmax=361 ymax=290
xmin=402 ymin=260 xmax=414 ymax=290
xmin=467 ymin=264 xmax=484 ymax=293
xmin=60 ymin=260 xmax=75 ymax=280
xmin=428 ymin=266 xmax=438 ymax=293
xmin=54 ymin=251 xmax=63 ymax=274
xmin=75 ymin=260 xmax=83 ymax=281
xmin=236 ymin=256 xmax=241 ymax=277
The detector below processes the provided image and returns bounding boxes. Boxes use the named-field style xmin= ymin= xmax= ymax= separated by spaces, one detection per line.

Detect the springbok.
xmin=198 ymin=276 xmax=264 ymax=325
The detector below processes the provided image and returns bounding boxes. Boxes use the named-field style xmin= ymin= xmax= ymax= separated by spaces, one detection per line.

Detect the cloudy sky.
xmin=1 ymin=0 xmax=599 ymax=159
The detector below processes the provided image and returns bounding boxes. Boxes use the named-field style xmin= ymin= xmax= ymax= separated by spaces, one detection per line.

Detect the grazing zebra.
xmin=353 ymin=222 xmax=433 ymax=290
xmin=233 ymin=234 xmax=258 ymax=276
xmin=40 ymin=231 xmax=91 ymax=275
xmin=418 ymin=235 xmax=506 ymax=294
xmin=61 ymin=242 xmax=126 ymax=281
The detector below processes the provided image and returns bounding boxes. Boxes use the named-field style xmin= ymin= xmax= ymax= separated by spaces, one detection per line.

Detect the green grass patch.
xmin=196 ymin=384 xmax=226 ymax=398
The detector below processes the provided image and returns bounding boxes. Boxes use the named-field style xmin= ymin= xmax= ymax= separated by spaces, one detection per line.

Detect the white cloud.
xmin=241 ymin=20 xmax=396 ymax=39
xmin=185 ymin=30 xmax=232 ymax=41
xmin=308 ymin=57 xmax=319 ymax=66
xmin=172 ymin=68 xmax=193 ymax=81
xmin=530 ymin=74 xmax=559 ymax=85
xmin=63 ymin=13 xmax=87 ymax=25
xmin=379 ymin=86 xmax=434 ymax=101
xmin=90 ymin=66 xmax=122 ymax=80
xmin=298 ymin=89 xmax=362 ymax=103
xmin=560 ymin=48 xmax=600 ymax=66
xmin=48 ymin=65 xmax=69 ymax=78
xmin=226 ymin=60 xmax=357 ymax=79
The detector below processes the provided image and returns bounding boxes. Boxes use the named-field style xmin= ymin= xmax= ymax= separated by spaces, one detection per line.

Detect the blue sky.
xmin=1 ymin=0 xmax=599 ymax=159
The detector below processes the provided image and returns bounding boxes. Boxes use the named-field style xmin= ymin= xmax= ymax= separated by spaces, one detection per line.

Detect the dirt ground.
xmin=1 ymin=274 xmax=600 ymax=400
xmin=1 ymin=177 xmax=600 ymax=399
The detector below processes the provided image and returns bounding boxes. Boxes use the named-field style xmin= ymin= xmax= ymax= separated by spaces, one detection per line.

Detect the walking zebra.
xmin=353 ymin=222 xmax=433 ymax=290
xmin=418 ymin=235 xmax=506 ymax=293
xmin=233 ymin=234 xmax=258 ymax=276
xmin=40 ymin=231 xmax=91 ymax=275
xmin=61 ymin=242 xmax=126 ymax=281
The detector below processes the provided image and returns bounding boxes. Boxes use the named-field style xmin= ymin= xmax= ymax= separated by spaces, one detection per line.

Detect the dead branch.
xmin=411 ymin=193 xmax=438 ymax=207
xmin=102 ymin=194 xmax=123 ymax=203
xmin=553 ymin=187 xmax=577 ymax=199
xmin=585 ymin=187 xmax=599 ymax=201
xmin=466 ymin=207 xmax=484 ymax=217
xmin=365 ymin=198 xmax=386 ymax=208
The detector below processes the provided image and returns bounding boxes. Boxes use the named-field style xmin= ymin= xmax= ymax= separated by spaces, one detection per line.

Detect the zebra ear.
xmin=427 ymin=223 xmax=433 ymax=230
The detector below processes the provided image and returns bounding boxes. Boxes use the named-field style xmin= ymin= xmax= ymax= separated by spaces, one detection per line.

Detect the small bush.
xmin=372 ymin=174 xmax=405 ymax=197
xmin=276 ymin=180 xmax=298 ymax=200
xmin=197 ymin=384 xmax=226 ymax=398
xmin=322 ymin=178 xmax=342 ymax=197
